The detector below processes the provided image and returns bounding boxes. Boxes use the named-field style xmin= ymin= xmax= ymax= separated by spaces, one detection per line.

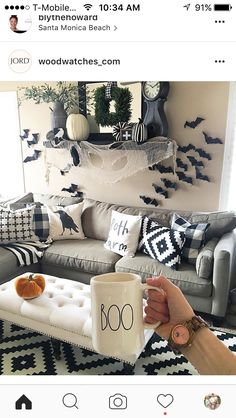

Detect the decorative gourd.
xmin=132 ymin=118 xmax=148 ymax=143
xmin=66 ymin=113 xmax=90 ymax=141
xmin=15 ymin=273 xmax=46 ymax=300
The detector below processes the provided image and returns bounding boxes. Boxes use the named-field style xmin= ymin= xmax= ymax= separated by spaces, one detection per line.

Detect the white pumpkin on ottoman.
xmin=66 ymin=110 xmax=90 ymax=141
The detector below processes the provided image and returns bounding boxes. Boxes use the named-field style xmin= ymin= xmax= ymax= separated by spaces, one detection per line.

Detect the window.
xmin=0 ymin=91 xmax=25 ymax=199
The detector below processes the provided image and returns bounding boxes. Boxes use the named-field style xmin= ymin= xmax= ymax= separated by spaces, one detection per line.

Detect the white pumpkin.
xmin=66 ymin=114 xmax=90 ymax=141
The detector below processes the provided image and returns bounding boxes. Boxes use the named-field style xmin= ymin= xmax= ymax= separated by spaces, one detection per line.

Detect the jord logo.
xmin=9 ymin=50 xmax=32 ymax=72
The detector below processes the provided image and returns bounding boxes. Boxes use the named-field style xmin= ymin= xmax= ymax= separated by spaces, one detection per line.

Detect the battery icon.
xmin=214 ymin=4 xmax=232 ymax=11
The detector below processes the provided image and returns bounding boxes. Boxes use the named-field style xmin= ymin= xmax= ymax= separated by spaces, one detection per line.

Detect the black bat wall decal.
xmin=176 ymin=158 xmax=188 ymax=171
xmin=176 ymin=171 xmax=193 ymax=184
xmin=152 ymin=184 xmax=168 ymax=199
xmin=23 ymin=150 xmax=41 ymax=163
xmin=195 ymin=148 xmax=212 ymax=160
xmin=140 ymin=196 xmax=159 ymax=207
xmin=187 ymin=156 xmax=204 ymax=167
xmin=75 ymin=191 xmax=84 ymax=198
xmin=20 ymin=129 xmax=30 ymax=140
xmin=27 ymin=133 xmax=39 ymax=147
xmin=184 ymin=117 xmax=205 ymax=129
xmin=161 ymin=178 xmax=178 ymax=190
xmin=71 ymin=146 xmax=80 ymax=166
xmin=178 ymin=143 xmax=196 ymax=153
xmin=195 ymin=167 xmax=210 ymax=182
xmin=149 ymin=164 xmax=173 ymax=173
xmin=60 ymin=163 xmax=73 ymax=176
xmin=62 ymin=183 xmax=79 ymax=194
xmin=203 ymin=132 xmax=223 ymax=144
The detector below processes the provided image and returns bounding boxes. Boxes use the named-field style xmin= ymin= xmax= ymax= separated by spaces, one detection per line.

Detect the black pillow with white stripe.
xmin=171 ymin=213 xmax=210 ymax=265
xmin=138 ymin=216 xmax=185 ymax=270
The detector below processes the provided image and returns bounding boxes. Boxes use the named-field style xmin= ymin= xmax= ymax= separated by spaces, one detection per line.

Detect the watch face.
xmin=143 ymin=81 xmax=161 ymax=100
xmin=171 ymin=325 xmax=190 ymax=345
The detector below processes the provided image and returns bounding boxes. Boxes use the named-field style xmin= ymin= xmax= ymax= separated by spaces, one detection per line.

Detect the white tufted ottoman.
xmin=0 ymin=273 xmax=154 ymax=367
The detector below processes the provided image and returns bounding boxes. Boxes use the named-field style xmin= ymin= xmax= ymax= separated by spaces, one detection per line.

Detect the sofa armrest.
xmin=212 ymin=229 xmax=236 ymax=316
xmin=0 ymin=193 xmax=33 ymax=207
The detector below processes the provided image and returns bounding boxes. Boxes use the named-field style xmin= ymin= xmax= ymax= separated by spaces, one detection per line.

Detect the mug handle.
xmin=141 ymin=283 xmax=165 ymax=329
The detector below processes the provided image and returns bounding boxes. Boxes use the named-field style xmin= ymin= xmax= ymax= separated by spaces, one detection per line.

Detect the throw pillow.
xmin=104 ymin=210 xmax=142 ymax=257
xmin=46 ymin=202 xmax=85 ymax=241
xmin=32 ymin=206 xmax=50 ymax=241
xmin=171 ymin=213 xmax=210 ymax=265
xmin=0 ymin=206 xmax=38 ymax=244
xmin=196 ymin=237 xmax=219 ymax=279
xmin=138 ymin=216 xmax=185 ymax=270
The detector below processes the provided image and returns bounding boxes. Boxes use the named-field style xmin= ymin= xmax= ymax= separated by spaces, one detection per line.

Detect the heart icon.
xmin=157 ymin=394 xmax=174 ymax=408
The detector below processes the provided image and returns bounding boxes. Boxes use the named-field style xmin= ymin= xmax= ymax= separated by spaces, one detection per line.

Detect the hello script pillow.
xmin=104 ymin=210 xmax=142 ymax=257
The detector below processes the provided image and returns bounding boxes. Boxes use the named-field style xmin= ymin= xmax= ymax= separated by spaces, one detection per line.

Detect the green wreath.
xmin=94 ymin=85 xmax=132 ymax=127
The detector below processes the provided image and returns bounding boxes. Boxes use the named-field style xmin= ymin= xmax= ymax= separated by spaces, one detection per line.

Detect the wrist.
xmin=167 ymin=315 xmax=209 ymax=354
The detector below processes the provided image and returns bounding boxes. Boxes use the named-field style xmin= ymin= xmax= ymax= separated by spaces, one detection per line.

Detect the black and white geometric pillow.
xmin=0 ymin=207 xmax=38 ymax=244
xmin=138 ymin=217 xmax=186 ymax=270
xmin=171 ymin=213 xmax=210 ymax=265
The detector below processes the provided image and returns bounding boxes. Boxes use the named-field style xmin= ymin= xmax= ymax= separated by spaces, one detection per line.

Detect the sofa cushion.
xmin=115 ymin=253 xmax=212 ymax=298
xmin=138 ymin=216 xmax=185 ymax=270
xmin=0 ymin=247 xmax=40 ymax=284
xmin=82 ymin=198 xmax=236 ymax=242
xmin=82 ymin=199 xmax=172 ymax=241
xmin=33 ymin=193 xmax=82 ymax=207
xmin=41 ymin=238 xmax=121 ymax=275
xmin=196 ymin=237 xmax=219 ymax=279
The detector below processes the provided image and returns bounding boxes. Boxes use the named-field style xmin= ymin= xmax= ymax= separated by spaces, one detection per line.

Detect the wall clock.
xmin=142 ymin=81 xmax=170 ymax=139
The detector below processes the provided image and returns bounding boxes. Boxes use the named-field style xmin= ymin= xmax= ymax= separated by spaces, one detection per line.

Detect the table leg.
xmin=51 ymin=338 xmax=62 ymax=360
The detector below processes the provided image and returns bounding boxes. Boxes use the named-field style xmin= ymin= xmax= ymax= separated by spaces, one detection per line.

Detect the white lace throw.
xmin=76 ymin=137 xmax=177 ymax=183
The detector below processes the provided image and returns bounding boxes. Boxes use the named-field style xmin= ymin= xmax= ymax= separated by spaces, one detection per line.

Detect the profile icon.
xmin=9 ymin=15 xmax=31 ymax=34
xmin=204 ymin=393 xmax=221 ymax=410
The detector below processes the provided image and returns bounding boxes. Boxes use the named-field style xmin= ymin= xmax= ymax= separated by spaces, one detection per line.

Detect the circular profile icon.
xmin=9 ymin=14 xmax=32 ymax=34
xmin=8 ymin=50 xmax=32 ymax=73
xmin=204 ymin=393 xmax=221 ymax=410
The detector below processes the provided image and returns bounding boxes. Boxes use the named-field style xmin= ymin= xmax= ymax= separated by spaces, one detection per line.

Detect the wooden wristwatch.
xmin=168 ymin=315 xmax=209 ymax=354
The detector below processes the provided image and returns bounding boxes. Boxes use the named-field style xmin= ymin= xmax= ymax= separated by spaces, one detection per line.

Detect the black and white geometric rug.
xmin=0 ymin=319 xmax=236 ymax=375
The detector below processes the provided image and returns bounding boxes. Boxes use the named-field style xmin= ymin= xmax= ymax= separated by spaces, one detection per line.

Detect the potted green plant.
xmin=18 ymin=82 xmax=79 ymax=130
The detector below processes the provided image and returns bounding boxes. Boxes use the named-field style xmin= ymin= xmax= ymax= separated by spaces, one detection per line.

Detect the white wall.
xmin=0 ymin=91 xmax=25 ymax=198
xmin=0 ymin=81 xmax=230 ymax=211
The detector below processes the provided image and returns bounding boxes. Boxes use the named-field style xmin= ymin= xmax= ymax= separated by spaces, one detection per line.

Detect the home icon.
xmin=15 ymin=394 xmax=32 ymax=410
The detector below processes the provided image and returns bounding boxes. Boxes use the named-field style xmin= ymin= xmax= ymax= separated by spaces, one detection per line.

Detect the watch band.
xmin=168 ymin=315 xmax=208 ymax=354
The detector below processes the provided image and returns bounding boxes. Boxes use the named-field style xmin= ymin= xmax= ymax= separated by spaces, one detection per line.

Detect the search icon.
xmin=62 ymin=393 xmax=78 ymax=409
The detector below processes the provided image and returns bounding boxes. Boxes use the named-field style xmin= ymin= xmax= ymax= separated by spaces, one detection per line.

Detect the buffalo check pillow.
xmin=138 ymin=216 xmax=185 ymax=270
xmin=171 ymin=213 xmax=210 ymax=265
xmin=32 ymin=205 xmax=49 ymax=241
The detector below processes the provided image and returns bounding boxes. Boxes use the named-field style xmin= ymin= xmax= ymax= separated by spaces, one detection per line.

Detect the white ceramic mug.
xmin=91 ymin=272 xmax=163 ymax=357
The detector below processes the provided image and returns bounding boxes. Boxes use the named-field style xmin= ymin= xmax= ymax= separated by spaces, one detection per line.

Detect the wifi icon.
xmin=83 ymin=4 xmax=93 ymax=11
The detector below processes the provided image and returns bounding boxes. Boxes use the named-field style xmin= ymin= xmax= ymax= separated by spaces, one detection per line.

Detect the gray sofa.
xmin=1 ymin=193 xmax=236 ymax=319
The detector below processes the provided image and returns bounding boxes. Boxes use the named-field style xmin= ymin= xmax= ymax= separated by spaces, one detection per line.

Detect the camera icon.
xmin=109 ymin=393 xmax=127 ymax=410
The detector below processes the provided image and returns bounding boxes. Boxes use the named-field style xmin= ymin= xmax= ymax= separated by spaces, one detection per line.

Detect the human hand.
xmin=144 ymin=276 xmax=194 ymax=340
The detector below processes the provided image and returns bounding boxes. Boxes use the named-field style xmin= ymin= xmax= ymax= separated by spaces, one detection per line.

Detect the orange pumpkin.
xmin=15 ymin=273 xmax=46 ymax=300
